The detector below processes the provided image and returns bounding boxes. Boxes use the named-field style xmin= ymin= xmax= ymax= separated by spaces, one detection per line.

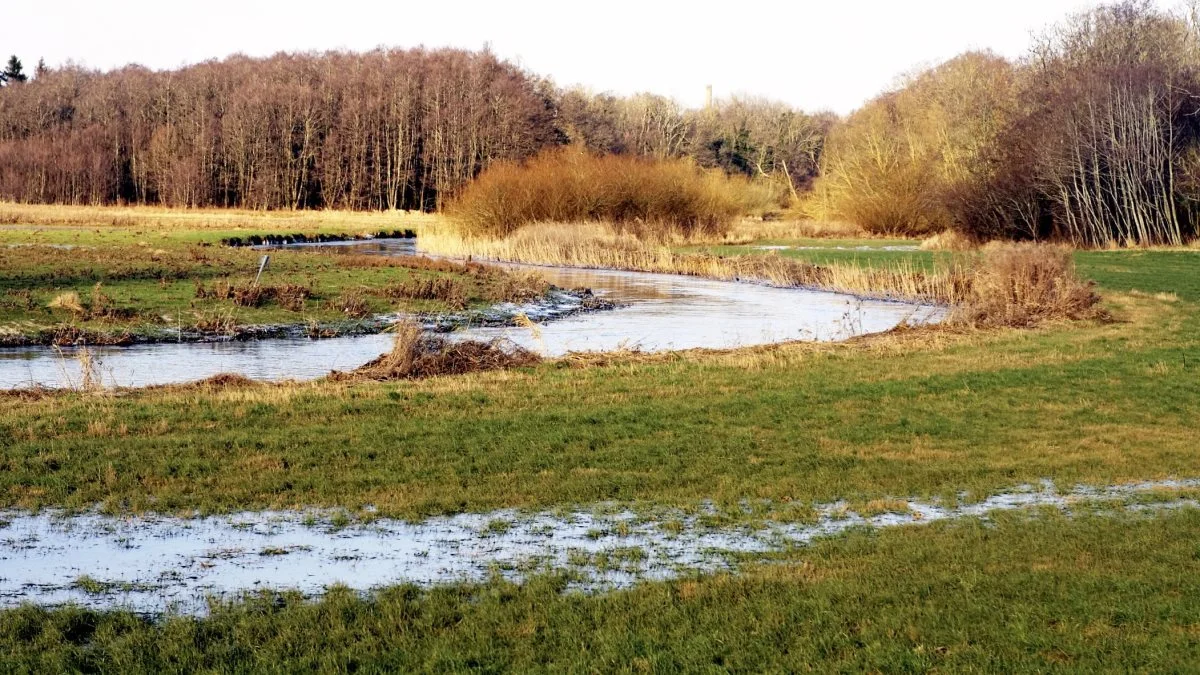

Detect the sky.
xmin=3 ymin=0 xmax=1179 ymax=114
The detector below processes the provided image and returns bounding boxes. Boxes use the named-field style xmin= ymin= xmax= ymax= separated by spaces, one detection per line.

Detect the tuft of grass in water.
xmin=343 ymin=321 xmax=541 ymax=381
xmin=71 ymin=575 xmax=108 ymax=596
xmin=484 ymin=519 xmax=513 ymax=536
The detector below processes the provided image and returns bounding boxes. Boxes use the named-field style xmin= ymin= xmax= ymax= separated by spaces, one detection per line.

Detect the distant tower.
xmin=705 ymin=85 xmax=713 ymax=110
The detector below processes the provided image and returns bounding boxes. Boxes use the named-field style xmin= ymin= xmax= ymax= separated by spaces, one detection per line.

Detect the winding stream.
xmin=0 ymin=239 xmax=941 ymax=388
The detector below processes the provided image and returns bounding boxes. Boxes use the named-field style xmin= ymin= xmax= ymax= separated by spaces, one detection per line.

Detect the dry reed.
xmin=422 ymin=222 xmax=964 ymax=304
xmin=949 ymin=243 xmax=1104 ymax=327
xmin=424 ymin=222 xmax=1105 ymax=328
xmin=345 ymin=321 xmax=541 ymax=380
xmin=723 ymin=218 xmax=869 ymax=243
xmin=920 ymin=230 xmax=978 ymax=252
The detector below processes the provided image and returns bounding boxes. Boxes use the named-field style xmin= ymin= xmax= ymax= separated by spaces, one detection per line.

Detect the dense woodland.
xmin=0 ymin=48 xmax=824 ymax=212
xmin=2 ymin=1 xmax=1199 ymax=246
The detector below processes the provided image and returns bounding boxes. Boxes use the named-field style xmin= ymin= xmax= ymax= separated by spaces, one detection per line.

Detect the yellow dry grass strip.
xmin=0 ymin=201 xmax=441 ymax=233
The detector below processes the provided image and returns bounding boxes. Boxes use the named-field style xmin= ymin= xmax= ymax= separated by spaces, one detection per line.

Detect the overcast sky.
xmin=4 ymin=0 xmax=1179 ymax=113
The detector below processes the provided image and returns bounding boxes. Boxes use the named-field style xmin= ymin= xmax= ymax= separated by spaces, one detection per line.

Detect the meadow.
xmin=4 ymin=510 xmax=1200 ymax=671
xmin=0 ymin=205 xmax=547 ymax=345
xmin=1 ymin=203 xmax=1198 ymax=669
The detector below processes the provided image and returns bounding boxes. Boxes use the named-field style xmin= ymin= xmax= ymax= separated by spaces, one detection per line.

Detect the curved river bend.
xmin=0 ymin=240 xmax=942 ymax=389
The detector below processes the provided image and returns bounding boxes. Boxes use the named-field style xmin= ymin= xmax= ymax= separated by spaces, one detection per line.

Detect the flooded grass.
xmin=0 ymin=286 xmax=1192 ymax=518
xmin=0 ymin=479 xmax=1195 ymax=615
xmin=3 ymin=507 xmax=1200 ymax=670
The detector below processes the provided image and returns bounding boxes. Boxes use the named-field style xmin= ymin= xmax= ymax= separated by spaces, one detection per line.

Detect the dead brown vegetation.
xmin=949 ymin=243 xmax=1105 ymax=327
xmin=345 ymin=322 xmax=541 ymax=380
xmin=374 ymin=278 xmax=468 ymax=309
xmin=325 ymin=289 xmax=371 ymax=318
xmin=194 ymin=281 xmax=312 ymax=310
xmin=449 ymin=147 xmax=764 ymax=238
xmin=426 ymin=223 xmax=1103 ymax=328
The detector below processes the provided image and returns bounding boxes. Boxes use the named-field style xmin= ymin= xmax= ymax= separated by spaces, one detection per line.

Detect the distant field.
xmin=0 ymin=202 xmax=439 ymax=240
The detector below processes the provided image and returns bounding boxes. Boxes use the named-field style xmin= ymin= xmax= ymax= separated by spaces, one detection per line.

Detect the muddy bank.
xmin=0 ymin=479 xmax=1194 ymax=615
xmin=222 ymin=230 xmax=416 ymax=247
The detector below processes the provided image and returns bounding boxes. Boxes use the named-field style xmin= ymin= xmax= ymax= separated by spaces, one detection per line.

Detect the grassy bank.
xmin=0 ymin=214 xmax=548 ymax=345
xmin=4 ymin=508 xmax=1198 ymax=670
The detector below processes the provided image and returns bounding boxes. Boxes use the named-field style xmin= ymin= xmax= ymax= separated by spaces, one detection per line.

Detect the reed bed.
xmin=722 ymin=218 xmax=870 ymax=243
xmin=423 ymin=222 xmax=1105 ymax=327
xmin=424 ymin=222 xmax=963 ymax=304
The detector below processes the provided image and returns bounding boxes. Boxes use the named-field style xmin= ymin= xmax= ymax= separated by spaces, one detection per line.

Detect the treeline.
xmin=6 ymin=0 xmax=1198 ymax=247
xmin=0 ymin=48 xmax=828 ymax=212
xmin=815 ymin=0 xmax=1200 ymax=246
xmin=0 ymin=49 xmax=557 ymax=210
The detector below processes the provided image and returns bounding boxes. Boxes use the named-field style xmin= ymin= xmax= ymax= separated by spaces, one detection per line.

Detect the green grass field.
xmin=2 ymin=212 xmax=1198 ymax=670
xmin=0 ymin=233 xmax=546 ymax=345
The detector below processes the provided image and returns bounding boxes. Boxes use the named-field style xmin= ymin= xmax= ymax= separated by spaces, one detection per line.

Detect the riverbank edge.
xmin=0 ymin=287 xmax=615 ymax=348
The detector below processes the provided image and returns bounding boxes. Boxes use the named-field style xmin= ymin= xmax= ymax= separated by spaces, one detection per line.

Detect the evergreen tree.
xmin=35 ymin=58 xmax=47 ymax=79
xmin=3 ymin=56 xmax=27 ymax=84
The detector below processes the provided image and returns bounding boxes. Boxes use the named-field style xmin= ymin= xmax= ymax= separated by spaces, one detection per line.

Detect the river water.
xmin=0 ymin=240 xmax=941 ymax=389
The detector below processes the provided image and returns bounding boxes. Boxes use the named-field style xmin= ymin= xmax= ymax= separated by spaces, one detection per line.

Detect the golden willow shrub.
xmin=448 ymin=148 xmax=763 ymax=239
xmin=817 ymin=3 xmax=1200 ymax=247
xmin=815 ymin=52 xmax=1016 ymax=238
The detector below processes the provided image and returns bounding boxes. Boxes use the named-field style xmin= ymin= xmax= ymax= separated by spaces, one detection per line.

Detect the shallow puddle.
xmin=0 ymin=479 xmax=1193 ymax=615
xmin=0 ymin=240 xmax=940 ymax=388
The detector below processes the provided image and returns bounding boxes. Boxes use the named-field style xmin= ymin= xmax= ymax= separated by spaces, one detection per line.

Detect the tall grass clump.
xmin=950 ymin=243 xmax=1103 ymax=327
xmin=449 ymin=147 xmax=763 ymax=239
xmin=346 ymin=321 xmax=541 ymax=380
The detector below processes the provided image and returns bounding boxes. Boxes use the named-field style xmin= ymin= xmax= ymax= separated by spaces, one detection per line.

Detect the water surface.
xmin=0 ymin=240 xmax=940 ymax=388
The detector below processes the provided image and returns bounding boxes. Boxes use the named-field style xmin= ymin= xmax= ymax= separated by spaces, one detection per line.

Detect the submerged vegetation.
xmin=4 ymin=509 xmax=1200 ymax=670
